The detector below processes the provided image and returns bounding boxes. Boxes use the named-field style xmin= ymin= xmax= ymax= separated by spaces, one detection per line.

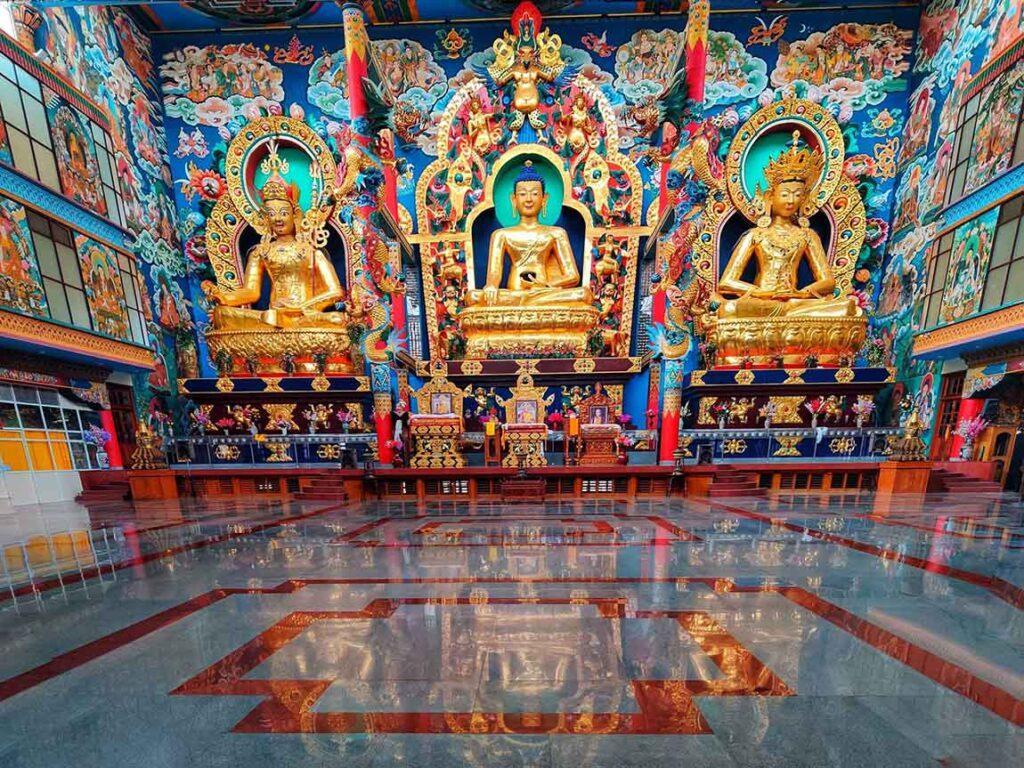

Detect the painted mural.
xmin=22 ymin=1 xmax=188 ymax=420
xmin=940 ymin=207 xmax=999 ymax=324
xmin=965 ymin=57 xmax=1024 ymax=194
xmin=877 ymin=0 xmax=1024 ymax=443
xmin=44 ymin=89 xmax=106 ymax=215
xmin=76 ymin=235 xmax=131 ymax=341
xmin=154 ymin=8 xmax=919 ymax=376
xmin=0 ymin=197 xmax=46 ymax=317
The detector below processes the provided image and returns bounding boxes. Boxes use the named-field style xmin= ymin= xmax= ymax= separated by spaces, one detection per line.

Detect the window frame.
xmin=978 ymin=194 xmax=1024 ymax=312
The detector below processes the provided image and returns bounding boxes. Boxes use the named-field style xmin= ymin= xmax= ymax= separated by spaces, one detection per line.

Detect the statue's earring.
xmin=798 ymin=215 xmax=810 ymax=228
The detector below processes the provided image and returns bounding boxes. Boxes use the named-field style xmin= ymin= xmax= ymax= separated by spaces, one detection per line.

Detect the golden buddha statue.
xmin=700 ymin=132 xmax=866 ymax=365
xmin=465 ymin=162 xmax=592 ymax=308
xmin=201 ymin=142 xmax=355 ymax=373
xmin=203 ymin=170 xmax=347 ymax=330
xmin=458 ymin=161 xmax=598 ymax=357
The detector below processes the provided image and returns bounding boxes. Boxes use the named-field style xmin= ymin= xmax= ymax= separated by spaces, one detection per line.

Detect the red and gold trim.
xmin=913 ymin=303 xmax=1024 ymax=357
xmin=0 ymin=309 xmax=153 ymax=370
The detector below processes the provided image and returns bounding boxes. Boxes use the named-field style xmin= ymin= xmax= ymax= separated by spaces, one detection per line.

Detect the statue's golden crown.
xmin=258 ymin=139 xmax=298 ymax=205
xmin=763 ymin=130 xmax=824 ymax=188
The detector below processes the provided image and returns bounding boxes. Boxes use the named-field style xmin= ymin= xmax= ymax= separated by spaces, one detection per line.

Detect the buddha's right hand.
xmin=482 ymin=285 xmax=499 ymax=305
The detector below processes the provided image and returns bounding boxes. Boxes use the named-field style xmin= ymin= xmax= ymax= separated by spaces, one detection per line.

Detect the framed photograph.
xmin=430 ymin=393 xmax=453 ymax=414
xmin=590 ymin=406 xmax=608 ymax=424
xmin=515 ymin=401 xmax=538 ymax=423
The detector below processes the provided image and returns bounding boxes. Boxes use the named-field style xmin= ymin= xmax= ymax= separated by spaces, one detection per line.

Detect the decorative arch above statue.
xmin=414 ymin=9 xmax=645 ymax=362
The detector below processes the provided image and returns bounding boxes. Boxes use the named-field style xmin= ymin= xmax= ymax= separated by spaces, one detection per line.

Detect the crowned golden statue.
xmin=202 ymin=139 xmax=355 ymax=373
xmin=459 ymin=161 xmax=598 ymax=357
xmin=700 ymin=130 xmax=866 ymax=365
xmin=203 ymin=146 xmax=347 ymax=331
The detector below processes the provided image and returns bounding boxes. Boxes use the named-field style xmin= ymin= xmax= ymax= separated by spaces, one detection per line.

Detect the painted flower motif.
xmin=181 ymin=164 xmax=227 ymax=202
xmin=854 ymin=268 xmax=872 ymax=284
xmin=866 ymin=107 xmax=901 ymax=137
xmin=864 ymin=218 xmax=889 ymax=248
xmin=843 ymin=154 xmax=875 ymax=178
xmin=434 ymin=27 xmax=473 ymax=60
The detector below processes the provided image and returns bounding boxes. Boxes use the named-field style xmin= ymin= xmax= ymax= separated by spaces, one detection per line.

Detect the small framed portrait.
xmin=431 ymin=393 xmax=453 ymax=414
xmin=590 ymin=406 xmax=608 ymax=424
xmin=515 ymin=400 xmax=538 ymax=423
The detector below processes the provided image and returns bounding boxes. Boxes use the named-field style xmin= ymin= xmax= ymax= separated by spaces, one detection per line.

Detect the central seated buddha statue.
xmin=459 ymin=161 xmax=598 ymax=357
xmin=700 ymin=133 xmax=866 ymax=366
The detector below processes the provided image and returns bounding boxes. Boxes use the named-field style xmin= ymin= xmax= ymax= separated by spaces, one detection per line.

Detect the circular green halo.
xmin=493 ymin=154 xmax=565 ymax=228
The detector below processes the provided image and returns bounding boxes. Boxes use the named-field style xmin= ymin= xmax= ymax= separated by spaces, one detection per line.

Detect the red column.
xmin=948 ymin=398 xmax=984 ymax=460
xmin=99 ymin=409 xmax=124 ymax=469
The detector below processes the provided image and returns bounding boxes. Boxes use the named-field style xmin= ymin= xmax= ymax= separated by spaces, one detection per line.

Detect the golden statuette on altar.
xmin=458 ymin=161 xmax=598 ymax=357
xmin=698 ymin=119 xmax=867 ymax=366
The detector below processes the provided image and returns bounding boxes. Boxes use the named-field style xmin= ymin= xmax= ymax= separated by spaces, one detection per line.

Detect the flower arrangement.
xmin=615 ymin=433 xmax=634 ymax=449
xmin=302 ymin=404 xmax=333 ymax=432
xmin=711 ymin=402 xmax=730 ymax=426
xmin=214 ymin=417 xmax=235 ymax=434
xmin=617 ymin=413 xmax=632 ymax=427
xmin=149 ymin=409 xmax=173 ymax=434
xmin=83 ymin=426 xmax=111 ymax=446
xmin=850 ymin=397 xmax=875 ymax=427
xmin=758 ymin=402 xmax=777 ymax=426
xmin=230 ymin=404 xmax=258 ymax=430
xmin=955 ymin=417 xmax=988 ymax=441
xmin=269 ymin=416 xmax=294 ymax=433
xmin=190 ymin=406 xmax=214 ymax=433
xmin=804 ymin=398 xmax=827 ymax=416
xmin=546 ymin=410 xmax=565 ymax=428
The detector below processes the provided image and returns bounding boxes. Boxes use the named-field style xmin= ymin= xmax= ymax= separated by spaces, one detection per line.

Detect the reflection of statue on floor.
xmin=714 ymin=132 xmax=860 ymax=320
xmin=465 ymin=161 xmax=592 ymax=308
xmin=202 ymin=145 xmax=347 ymax=331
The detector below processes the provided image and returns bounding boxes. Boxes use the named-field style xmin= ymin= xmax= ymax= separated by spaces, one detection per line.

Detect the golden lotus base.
xmin=458 ymin=305 xmax=600 ymax=359
xmin=205 ymin=328 xmax=354 ymax=374
xmin=703 ymin=314 xmax=867 ymax=366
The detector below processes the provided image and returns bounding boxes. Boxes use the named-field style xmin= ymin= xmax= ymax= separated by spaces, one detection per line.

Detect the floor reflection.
xmin=0 ymin=491 xmax=1022 ymax=766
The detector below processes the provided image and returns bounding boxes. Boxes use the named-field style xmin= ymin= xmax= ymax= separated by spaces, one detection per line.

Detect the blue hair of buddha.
xmin=514 ymin=160 xmax=546 ymax=192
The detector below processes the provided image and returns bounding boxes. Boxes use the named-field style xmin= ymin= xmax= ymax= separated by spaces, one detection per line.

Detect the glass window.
xmin=17 ymin=404 xmax=43 ymax=429
xmin=980 ymin=194 xmax=1024 ymax=310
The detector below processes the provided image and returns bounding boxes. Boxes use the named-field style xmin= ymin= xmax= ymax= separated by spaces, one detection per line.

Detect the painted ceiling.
xmin=120 ymin=1 xmax=917 ymax=31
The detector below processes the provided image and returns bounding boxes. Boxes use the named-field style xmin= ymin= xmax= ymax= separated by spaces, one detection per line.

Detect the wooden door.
xmin=107 ymin=383 xmax=138 ymax=459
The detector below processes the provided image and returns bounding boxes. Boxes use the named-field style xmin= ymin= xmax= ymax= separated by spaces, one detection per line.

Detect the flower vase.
xmin=280 ymin=428 xmax=288 ymax=436
xmin=856 ymin=416 xmax=864 ymax=429
xmin=764 ymin=418 xmax=771 ymax=431
xmin=308 ymin=425 xmax=316 ymax=435
xmin=616 ymin=452 xmax=629 ymax=465
xmin=718 ymin=417 xmax=726 ymax=431
xmin=959 ymin=439 xmax=974 ymax=460
xmin=96 ymin=448 xmax=109 ymax=470
xmin=343 ymin=422 xmax=350 ymax=434
xmin=811 ymin=414 xmax=818 ymax=430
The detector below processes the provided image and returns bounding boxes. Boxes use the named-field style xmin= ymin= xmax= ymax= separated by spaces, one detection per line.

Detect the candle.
xmin=485 ymin=420 xmax=496 ymax=436
xmin=567 ymin=416 xmax=579 ymax=437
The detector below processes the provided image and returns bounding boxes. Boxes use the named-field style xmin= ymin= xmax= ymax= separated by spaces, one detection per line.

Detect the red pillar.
xmin=948 ymin=398 xmax=984 ymax=460
xmin=99 ymin=409 xmax=124 ymax=469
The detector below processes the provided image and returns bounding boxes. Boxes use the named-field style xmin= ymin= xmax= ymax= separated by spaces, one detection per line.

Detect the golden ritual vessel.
xmin=696 ymin=102 xmax=868 ymax=366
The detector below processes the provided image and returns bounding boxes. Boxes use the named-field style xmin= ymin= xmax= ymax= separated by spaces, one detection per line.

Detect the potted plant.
xmin=955 ymin=416 xmax=988 ymax=460
xmin=850 ymin=397 xmax=875 ymax=429
xmin=711 ymin=402 xmax=730 ymax=430
xmin=83 ymin=425 xmax=112 ymax=469
xmin=615 ymin=433 xmax=634 ymax=464
xmin=804 ymin=398 xmax=827 ymax=429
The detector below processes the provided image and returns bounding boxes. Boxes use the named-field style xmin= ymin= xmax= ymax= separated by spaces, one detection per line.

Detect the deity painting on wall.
xmin=965 ymin=58 xmax=1024 ymax=194
xmin=76 ymin=236 xmax=131 ymax=341
xmin=45 ymin=91 xmax=106 ymax=216
xmin=0 ymin=198 xmax=47 ymax=317
xmin=940 ymin=207 xmax=999 ymax=323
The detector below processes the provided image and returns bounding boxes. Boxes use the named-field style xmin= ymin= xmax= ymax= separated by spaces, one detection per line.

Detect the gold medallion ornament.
xmin=835 ymin=368 xmax=855 ymax=383
xmin=829 ymin=437 xmax=856 ymax=455
xmin=722 ymin=439 xmax=747 ymax=455
xmin=773 ymin=436 xmax=802 ymax=457
xmin=734 ymin=369 xmax=755 ymax=385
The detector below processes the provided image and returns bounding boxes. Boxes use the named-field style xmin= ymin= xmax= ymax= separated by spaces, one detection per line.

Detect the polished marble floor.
xmin=1 ymin=490 xmax=1023 ymax=767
